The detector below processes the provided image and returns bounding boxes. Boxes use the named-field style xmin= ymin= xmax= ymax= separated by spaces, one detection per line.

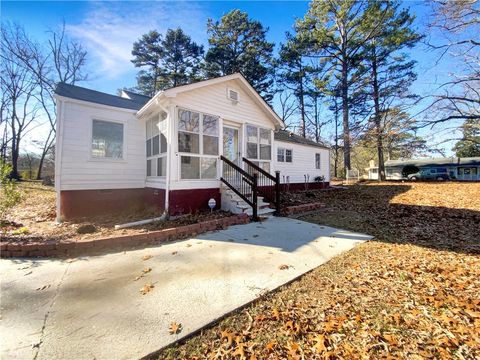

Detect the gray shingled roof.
xmin=55 ymin=83 xmax=150 ymax=110
xmin=121 ymin=90 xmax=151 ymax=105
xmin=385 ymin=157 xmax=480 ymax=167
xmin=274 ymin=130 xmax=329 ymax=149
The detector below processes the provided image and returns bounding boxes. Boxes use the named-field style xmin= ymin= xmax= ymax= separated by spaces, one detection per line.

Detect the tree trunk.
xmin=334 ymin=96 xmax=339 ymax=178
xmin=299 ymin=67 xmax=306 ymax=138
xmin=341 ymin=61 xmax=351 ymax=172
xmin=314 ymin=95 xmax=319 ymax=142
xmin=371 ymin=47 xmax=385 ymax=181
xmin=36 ymin=129 xmax=54 ymax=180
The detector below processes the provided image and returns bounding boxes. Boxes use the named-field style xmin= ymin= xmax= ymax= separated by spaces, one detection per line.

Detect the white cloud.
xmin=66 ymin=1 xmax=209 ymax=80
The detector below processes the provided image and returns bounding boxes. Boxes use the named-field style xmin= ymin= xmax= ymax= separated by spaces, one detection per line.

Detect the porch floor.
xmin=1 ymin=217 xmax=371 ymax=360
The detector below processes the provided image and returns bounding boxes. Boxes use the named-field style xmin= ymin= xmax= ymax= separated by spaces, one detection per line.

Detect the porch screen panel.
xmin=146 ymin=113 xmax=167 ymax=178
xmin=178 ymin=108 xmax=219 ymax=179
xmin=246 ymin=124 xmax=271 ymax=171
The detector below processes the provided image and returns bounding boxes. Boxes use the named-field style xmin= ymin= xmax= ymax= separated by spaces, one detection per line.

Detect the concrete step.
xmin=245 ymin=207 xmax=275 ymax=217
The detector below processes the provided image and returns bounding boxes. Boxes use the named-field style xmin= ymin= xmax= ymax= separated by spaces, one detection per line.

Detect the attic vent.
xmin=228 ymin=89 xmax=239 ymax=103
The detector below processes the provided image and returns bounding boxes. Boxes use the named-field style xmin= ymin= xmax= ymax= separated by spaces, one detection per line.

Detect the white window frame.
xmin=146 ymin=115 xmax=168 ymax=178
xmin=89 ymin=118 xmax=126 ymax=162
xmin=177 ymin=107 xmax=219 ymax=181
xmin=315 ymin=153 xmax=321 ymax=169
xmin=245 ymin=124 xmax=272 ymax=160
xmin=277 ymin=147 xmax=293 ymax=163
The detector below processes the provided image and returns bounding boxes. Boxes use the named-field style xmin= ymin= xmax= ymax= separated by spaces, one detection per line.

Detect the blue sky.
xmin=1 ymin=0 xmax=460 ymax=156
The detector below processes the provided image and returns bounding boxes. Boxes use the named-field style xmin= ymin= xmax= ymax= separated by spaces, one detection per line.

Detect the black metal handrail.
xmin=242 ymin=157 xmax=276 ymax=181
xmin=242 ymin=158 xmax=281 ymax=215
xmin=220 ymin=155 xmax=258 ymax=221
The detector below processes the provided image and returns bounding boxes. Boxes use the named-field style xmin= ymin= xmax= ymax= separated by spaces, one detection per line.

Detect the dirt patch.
xmin=1 ymin=181 xmax=232 ymax=244
xmin=158 ymin=182 xmax=480 ymax=359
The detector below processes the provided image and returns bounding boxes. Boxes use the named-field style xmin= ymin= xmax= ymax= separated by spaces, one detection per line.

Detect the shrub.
xmin=0 ymin=160 xmax=22 ymax=221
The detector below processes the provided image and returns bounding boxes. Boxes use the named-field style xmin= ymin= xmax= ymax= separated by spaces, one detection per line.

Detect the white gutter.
xmin=157 ymin=101 xmax=172 ymax=219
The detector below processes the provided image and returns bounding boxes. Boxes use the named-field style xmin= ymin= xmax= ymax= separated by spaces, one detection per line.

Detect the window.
xmin=246 ymin=125 xmax=258 ymax=159
xmin=315 ymin=153 xmax=321 ymax=169
xmin=259 ymin=128 xmax=271 ymax=160
xmin=285 ymin=149 xmax=292 ymax=163
xmin=178 ymin=108 xmax=219 ymax=179
xmin=246 ymin=125 xmax=271 ymax=160
xmin=277 ymin=148 xmax=292 ymax=163
xmin=91 ymin=120 xmax=124 ymax=159
xmin=146 ymin=114 xmax=167 ymax=177
xmin=246 ymin=125 xmax=271 ymax=171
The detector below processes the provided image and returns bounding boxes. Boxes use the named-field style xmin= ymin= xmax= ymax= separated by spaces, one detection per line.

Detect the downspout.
xmin=54 ymin=99 xmax=65 ymax=223
xmin=157 ymin=101 xmax=172 ymax=218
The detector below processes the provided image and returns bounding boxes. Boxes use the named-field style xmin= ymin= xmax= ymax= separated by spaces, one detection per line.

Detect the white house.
xmin=54 ymin=73 xmax=330 ymax=220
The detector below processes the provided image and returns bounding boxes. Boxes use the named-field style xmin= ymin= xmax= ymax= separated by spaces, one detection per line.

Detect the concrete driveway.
xmin=1 ymin=216 xmax=372 ymax=360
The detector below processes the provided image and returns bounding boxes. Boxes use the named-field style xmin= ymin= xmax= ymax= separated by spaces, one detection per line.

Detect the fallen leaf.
xmin=142 ymin=255 xmax=152 ymax=261
xmin=312 ymin=334 xmax=327 ymax=353
xmin=265 ymin=341 xmax=276 ymax=352
xmin=169 ymin=322 xmax=182 ymax=335
xmin=279 ymin=264 xmax=290 ymax=270
xmin=221 ymin=330 xmax=235 ymax=348
xmin=142 ymin=267 xmax=152 ymax=274
xmin=140 ymin=283 xmax=154 ymax=295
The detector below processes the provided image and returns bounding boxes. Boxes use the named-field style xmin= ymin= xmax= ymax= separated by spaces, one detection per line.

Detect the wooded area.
xmin=1 ymin=0 xmax=479 ymax=180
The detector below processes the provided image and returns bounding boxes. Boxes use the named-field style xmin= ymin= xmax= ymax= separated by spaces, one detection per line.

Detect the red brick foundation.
xmin=169 ymin=188 xmax=221 ymax=216
xmin=61 ymin=188 xmax=147 ymax=220
xmin=145 ymin=187 xmax=166 ymax=212
xmin=0 ymin=213 xmax=250 ymax=259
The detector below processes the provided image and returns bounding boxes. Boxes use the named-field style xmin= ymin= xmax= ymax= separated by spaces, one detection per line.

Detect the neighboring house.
xmin=54 ymin=73 xmax=330 ymax=221
xmin=366 ymin=157 xmax=480 ymax=181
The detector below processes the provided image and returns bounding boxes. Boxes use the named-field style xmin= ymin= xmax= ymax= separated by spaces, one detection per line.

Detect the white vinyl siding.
xmin=274 ymin=141 xmax=330 ymax=183
xmin=58 ymin=101 xmax=145 ymax=190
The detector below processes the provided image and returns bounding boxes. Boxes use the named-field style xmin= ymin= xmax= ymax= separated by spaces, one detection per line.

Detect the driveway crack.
xmin=32 ymin=261 xmax=71 ymax=360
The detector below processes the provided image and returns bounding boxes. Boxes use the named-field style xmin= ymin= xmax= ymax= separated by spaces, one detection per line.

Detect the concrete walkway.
xmin=1 ymin=217 xmax=372 ymax=360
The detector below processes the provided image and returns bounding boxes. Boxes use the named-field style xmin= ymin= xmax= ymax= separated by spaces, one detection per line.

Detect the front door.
xmin=223 ymin=127 xmax=239 ymax=165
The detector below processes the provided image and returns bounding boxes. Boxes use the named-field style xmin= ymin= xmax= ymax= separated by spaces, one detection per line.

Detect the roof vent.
xmin=228 ymin=89 xmax=239 ymax=103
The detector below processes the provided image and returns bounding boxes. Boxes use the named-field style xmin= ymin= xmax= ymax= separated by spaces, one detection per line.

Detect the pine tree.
xmin=453 ymin=119 xmax=480 ymax=157
xmin=204 ymin=10 xmax=275 ymax=102
xmin=131 ymin=30 xmax=163 ymax=96
xmin=296 ymin=0 xmax=388 ymax=173
xmin=277 ymin=33 xmax=314 ymax=138
xmin=158 ymin=28 xmax=204 ymax=89
xmin=131 ymin=28 xmax=204 ymax=96
xmin=364 ymin=0 xmax=421 ymax=180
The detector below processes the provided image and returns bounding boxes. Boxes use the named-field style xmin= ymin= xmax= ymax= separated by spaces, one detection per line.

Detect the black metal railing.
xmin=220 ymin=155 xmax=258 ymax=221
xmin=242 ymin=158 xmax=281 ymax=215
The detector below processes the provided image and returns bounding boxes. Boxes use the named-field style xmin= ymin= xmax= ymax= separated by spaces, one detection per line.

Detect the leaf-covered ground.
xmin=159 ymin=182 xmax=480 ymax=359
xmin=1 ymin=181 xmax=231 ymax=243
